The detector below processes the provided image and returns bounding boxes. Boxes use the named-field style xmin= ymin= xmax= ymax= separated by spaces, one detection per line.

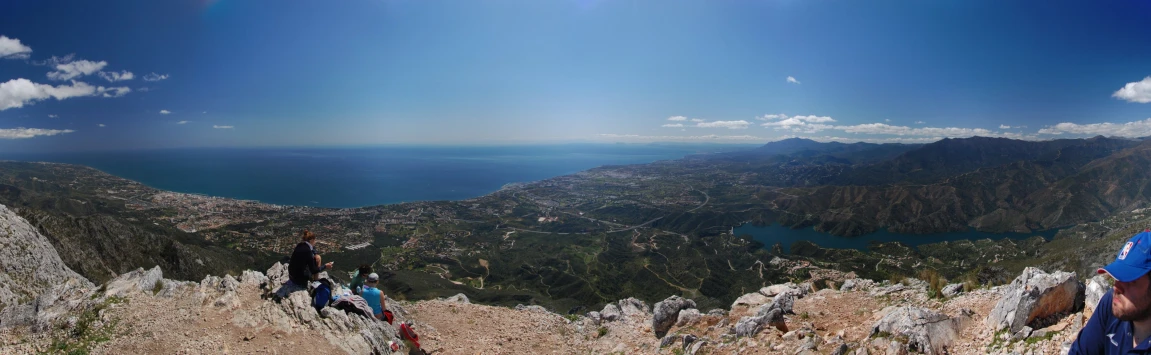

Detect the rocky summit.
xmin=0 ymin=204 xmax=1098 ymax=355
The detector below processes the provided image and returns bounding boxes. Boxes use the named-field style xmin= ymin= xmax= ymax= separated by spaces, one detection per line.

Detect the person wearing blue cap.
xmin=1070 ymin=231 xmax=1151 ymax=354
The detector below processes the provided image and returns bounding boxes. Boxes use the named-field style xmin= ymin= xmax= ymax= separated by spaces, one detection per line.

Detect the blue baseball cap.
xmin=1099 ymin=231 xmax=1151 ymax=282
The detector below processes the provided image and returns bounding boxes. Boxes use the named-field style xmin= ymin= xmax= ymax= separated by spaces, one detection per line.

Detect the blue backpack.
xmin=313 ymin=278 xmax=332 ymax=312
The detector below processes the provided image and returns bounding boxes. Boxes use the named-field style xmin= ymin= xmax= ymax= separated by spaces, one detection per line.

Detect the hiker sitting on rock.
xmin=288 ymin=230 xmax=333 ymax=287
xmin=350 ymin=264 xmax=372 ymax=295
xmin=362 ymin=273 xmax=390 ymax=321
xmin=1071 ymin=231 xmax=1151 ymax=354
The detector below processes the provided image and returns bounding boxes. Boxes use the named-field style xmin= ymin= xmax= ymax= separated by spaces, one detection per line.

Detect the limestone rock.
xmin=676 ymin=308 xmax=702 ymax=327
xmin=731 ymin=292 xmax=772 ymax=312
xmin=870 ymin=306 xmax=963 ymax=355
xmin=587 ymin=311 xmax=602 ymax=325
xmin=984 ymin=267 xmax=1084 ymax=333
xmin=515 ymin=304 xmax=548 ymax=313
xmin=652 ymin=295 xmax=697 ymax=338
xmin=444 ymin=293 xmax=470 ymax=304
xmin=1084 ymin=274 xmax=1110 ymax=312
xmin=618 ymin=297 xmax=650 ymax=318
xmin=601 ymin=303 xmax=622 ymax=322
xmin=0 ymin=203 xmax=92 ymax=310
xmin=841 ymin=278 xmax=875 ymax=292
xmin=732 ymin=304 xmax=785 ymax=338
xmin=773 ymin=289 xmax=799 ymax=314
xmin=761 ymin=283 xmax=798 ymax=297
xmin=941 ymin=283 xmax=964 ymax=298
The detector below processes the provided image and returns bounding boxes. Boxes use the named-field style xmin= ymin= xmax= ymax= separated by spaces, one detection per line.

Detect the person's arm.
xmin=1069 ymin=290 xmax=1112 ymax=355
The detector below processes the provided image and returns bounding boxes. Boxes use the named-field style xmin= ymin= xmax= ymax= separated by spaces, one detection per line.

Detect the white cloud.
xmin=786 ymin=76 xmax=800 ymax=84
xmin=0 ymin=36 xmax=32 ymax=59
xmin=143 ymin=73 xmax=169 ymax=81
xmin=690 ymin=118 xmax=703 ymax=122
xmin=667 ymin=116 xmax=687 ymax=121
xmin=760 ymin=115 xmax=838 ymax=133
xmin=1114 ymin=77 xmax=1151 ymax=103
xmin=597 ymin=133 xmax=764 ymax=142
xmin=97 ymin=124 xmax=105 ymax=127
xmin=137 ymin=87 xmax=150 ymax=92
xmin=160 ymin=110 xmax=171 ymax=114
xmin=98 ymin=86 xmax=130 ymax=98
xmin=0 ymin=127 xmax=74 ymax=139
xmin=47 ymin=114 xmax=57 ymax=118
xmin=32 ymin=54 xmax=74 ymax=67
xmin=696 ymin=120 xmax=750 ymax=129
xmin=0 ymin=79 xmax=106 ymax=111
xmin=98 ymin=70 xmax=134 ymax=82
xmin=661 ymin=123 xmax=684 ymax=128
xmin=915 ymin=121 xmax=925 ymax=124
xmin=999 ymin=125 xmax=1012 ymax=129
xmin=836 ymin=123 xmax=995 ymax=137
xmin=1037 ymin=118 xmax=1151 ymax=137
xmin=758 ymin=114 xmax=788 ymax=120
xmin=885 ymin=119 xmax=891 ymax=122
xmin=47 ymin=60 xmax=107 ymax=81
xmin=213 ymin=125 xmax=234 ymax=129
xmin=176 ymin=120 xmax=189 ymax=124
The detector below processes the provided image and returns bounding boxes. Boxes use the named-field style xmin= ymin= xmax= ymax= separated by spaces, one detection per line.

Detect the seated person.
xmin=362 ymin=273 xmax=388 ymax=321
xmin=288 ymin=230 xmax=333 ymax=286
xmin=350 ymin=264 xmax=372 ymax=295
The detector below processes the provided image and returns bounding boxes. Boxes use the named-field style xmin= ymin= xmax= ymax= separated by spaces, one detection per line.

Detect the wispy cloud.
xmin=97 ymin=124 xmax=105 ymax=127
xmin=667 ymin=115 xmax=687 ymax=121
xmin=160 ymin=110 xmax=171 ymax=114
xmin=661 ymin=123 xmax=684 ymax=128
xmin=598 ymin=133 xmax=764 ymax=142
xmin=786 ymin=76 xmax=800 ymax=84
xmin=47 ymin=60 xmax=107 ymax=81
xmin=98 ymin=70 xmax=134 ymax=82
xmin=0 ymin=127 xmax=74 ymax=139
xmin=99 ymin=86 xmax=130 ymax=98
xmin=0 ymin=35 xmax=32 ymax=59
xmin=1114 ymin=77 xmax=1151 ymax=103
xmin=213 ymin=125 xmax=234 ymax=129
xmin=1 ymin=79 xmax=109 ymax=111
xmin=143 ymin=73 xmax=169 ymax=82
xmin=760 ymin=114 xmax=838 ymax=133
xmin=696 ymin=120 xmax=751 ymax=129
xmin=915 ymin=121 xmax=925 ymax=124
xmin=1038 ymin=118 xmax=1151 ymax=137
xmin=176 ymin=120 xmax=189 ymax=124
xmin=48 ymin=114 xmax=57 ymax=118
xmin=690 ymin=118 xmax=703 ymax=122
xmin=999 ymin=125 xmax=1012 ymax=129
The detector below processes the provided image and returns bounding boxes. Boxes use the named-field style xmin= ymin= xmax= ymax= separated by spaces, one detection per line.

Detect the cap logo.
xmin=1120 ymin=242 xmax=1135 ymax=260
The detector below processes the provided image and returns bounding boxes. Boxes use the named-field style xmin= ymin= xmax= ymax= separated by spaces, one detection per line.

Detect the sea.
xmin=0 ymin=144 xmax=751 ymax=208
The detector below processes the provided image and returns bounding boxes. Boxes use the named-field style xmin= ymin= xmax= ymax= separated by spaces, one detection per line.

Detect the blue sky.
xmin=2 ymin=0 xmax=1151 ymax=151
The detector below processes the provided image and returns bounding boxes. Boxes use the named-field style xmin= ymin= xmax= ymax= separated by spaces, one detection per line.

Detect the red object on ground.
xmin=400 ymin=323 xmax=420 ymax=349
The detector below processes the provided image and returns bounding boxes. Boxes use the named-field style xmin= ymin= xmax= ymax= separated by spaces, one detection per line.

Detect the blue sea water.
xmin=0 ymin=144 xmax=747 ymax=208
xmin=735 ymin=223 xmax=1060 ymax=253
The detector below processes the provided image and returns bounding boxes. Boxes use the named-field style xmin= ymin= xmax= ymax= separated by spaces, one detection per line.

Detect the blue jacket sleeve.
xmin=1069 ymin=289 xmax=1112 ymax=355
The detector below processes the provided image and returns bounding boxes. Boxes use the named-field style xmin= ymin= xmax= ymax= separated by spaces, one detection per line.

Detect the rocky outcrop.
xmin=985 ymin=267 xmax=1084 ymax=333
xmin=730 ymin=292 xmax=772 ymax=312
xmin=1084 ymin=274 xmax=1110 ymax=312
xmin=675 ymin=308 xmax=702 ymax=327
xmin=651 ymin=296 xmax=696 ymax=338
xmin=871 ymin=306 xmax=964 ymax=355
xmin=0 ymin=203 xmax=91 ymax=310
xmin=444 ymin=293 xmax=470 ymax=304
xmin=840 ymin=278 xmax=875 ymax=292
xmin=941 ymin=283 xmax=964 ymax=298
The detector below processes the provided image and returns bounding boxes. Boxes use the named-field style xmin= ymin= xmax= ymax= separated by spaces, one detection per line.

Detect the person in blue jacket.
xmin=1070 ymin=231 xmax=1151 ymax=354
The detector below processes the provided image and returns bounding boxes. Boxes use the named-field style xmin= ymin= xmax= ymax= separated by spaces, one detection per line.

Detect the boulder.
xmin=941 ymin=283 xmax=964 ymax=298
xmin=618 ymin=297 xmax=650 ymax=318
xmin=104 ymin=266 xmax=165 ymax=297
xmin=841 ymin=278 xmax=875 ymax=292
xmin=731 ymin=304 xmax=786 ymax=338
xmin=676 ymin=308 xmax=702 ymax=327
xmin=687 ymin=339 xmax=707 ymax=355
xmin=443 ymin=293 xmax=470 ymax=304
xmin=601 ymin=303 xmax=622 ymax=322
xmin=760 ymin=283 xmax=798 ymax=297
xmin=984 ymin=267 xmax=1084 ymax=333
xmin=706 ymin=309 xmax=727 ymax=317
xmin=587 ymin=311 xmax=602 ymax=325
xmin=1084 ymin=274 xmax=1110 ymax=312
xmin=870 ymin=306 xmax=963 ymax=355
xmin=773 ymin=289 xmax=799 ymax=314
xmin=652 ymin=296 xmax=697 ymax=337
xmin=731 ymin=292 xmax=772 ymax=312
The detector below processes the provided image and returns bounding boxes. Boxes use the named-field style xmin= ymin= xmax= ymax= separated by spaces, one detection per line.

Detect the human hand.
xmin=325 ymin=262 xmax=334 ymax=268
